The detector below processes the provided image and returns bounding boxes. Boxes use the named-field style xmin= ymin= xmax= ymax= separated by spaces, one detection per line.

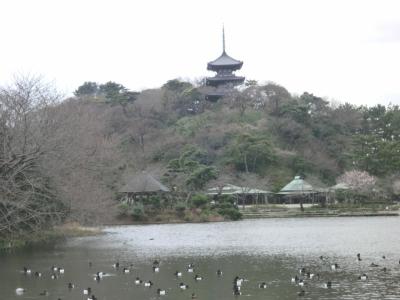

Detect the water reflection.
xmin=1 ymin=217 xmax=400 ymax=299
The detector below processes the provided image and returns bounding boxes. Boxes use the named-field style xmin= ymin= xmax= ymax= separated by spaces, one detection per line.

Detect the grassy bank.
xmin=0 ymin=223 xmax=102 ymax=251
xmin=239 ymin=204 xmax=400 ymax=219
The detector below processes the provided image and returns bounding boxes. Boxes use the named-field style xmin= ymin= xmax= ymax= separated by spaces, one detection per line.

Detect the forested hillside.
xmin=1 ymin=76 xmax=400 ymax=239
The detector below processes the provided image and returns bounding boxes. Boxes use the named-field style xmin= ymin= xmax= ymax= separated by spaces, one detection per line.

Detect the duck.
xmin=359 ymin=274 xmax=368 ymax=280
xmin=153 ymin=260 xmax=160 ymax=266
xmin=298 ymin=279 xmax=305 ymax=287
xmin=187 ymin=266 xmax=194 ymax=273
xmin=15 ymin=288 xmax=25 ymax=295
xmin=357 ymin=253 xmax=362 ymax=261
xmin=174 ymin=271 xmax=182 ymax=277
xmin=39 ymin=290 xmax=49 ymax=296
xmin=179 ymin=282 xmax=189 ymax=290
xmin=191 ymin=293 xmax=197 ymax=299
xmin=23 ymin=267 xmax=32 ymax=275
xmin=382 ymin=267 xmax=387 ymax=272
xmin=51 ymin=273 xmax=58 ymax=280
xmin=323 ymin=281 xmax=332 ymax=288
xmin=83 ymin=287 xmax=92 ymax=295
xmin=194 ymin=274 xmax=203 ymax=281
xmin=259 ymin=282 xmax=267 ymax=289
xmin=122 ymin=267 xmax=130 ymax=274
xmin=217 ymin=269 xmax=223 ymax=276
xmin=135 ymin=277 xmax=142 ymax=285
xmin=153 ymin=266 xmax=160 ymax=272
xmin=299 ymin=267 xmax=306 ymax=274
xmin=234 ymin=276 xmax=244 ymax=287
xmin=68 ymin=283 xmax=75 ymax=289
xmin=291 ymin=275 xmax=299 ymax=283
xmin=331 ymin=263 xmax=339 ymax=270
xmin=94 ymin=274 xmax=101 ymax=282
xmin=157 ymin=288 xmax=166 ymax=295
xmin=88 ymin=261 xmax=93 ymax=267
xmin=58 ymin=268 xmax=65 ymax=274
xmin=382 ymin=255 xmax=386 ymax=259
xmin=112 ymin=262 xmax=120 ymax=268
xmin=144 ymin=281 xmax=153 ymax=287
xmin=87 ymin=295 xmax=97 ymax=300
xmin=34 ymin=271 xmax=42 ymax=277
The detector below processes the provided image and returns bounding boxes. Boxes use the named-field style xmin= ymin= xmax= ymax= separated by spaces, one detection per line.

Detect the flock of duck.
xmin=14 ymin=253 xmax=399 ymax=299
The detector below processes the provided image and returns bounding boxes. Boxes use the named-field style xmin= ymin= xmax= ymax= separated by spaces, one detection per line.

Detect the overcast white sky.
xmin=1 ymin=0 xmax=400 ymax=106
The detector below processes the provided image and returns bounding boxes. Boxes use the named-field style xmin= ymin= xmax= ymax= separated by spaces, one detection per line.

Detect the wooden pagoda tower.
xmin=205 ymin=27 xmax=245 ymax=100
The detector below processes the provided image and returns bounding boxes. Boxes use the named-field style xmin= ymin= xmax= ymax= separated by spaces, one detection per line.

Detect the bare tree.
xmin=0 ymin=75 xmax=65 ymax=237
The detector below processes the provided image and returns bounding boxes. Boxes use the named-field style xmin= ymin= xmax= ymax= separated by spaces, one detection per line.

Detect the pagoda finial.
xmin=222 ymin=24 xmax=226 ymax=53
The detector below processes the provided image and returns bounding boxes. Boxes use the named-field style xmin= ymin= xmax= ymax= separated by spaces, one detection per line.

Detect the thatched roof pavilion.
xmin=119 ymin=173 xmax=170 ymax=196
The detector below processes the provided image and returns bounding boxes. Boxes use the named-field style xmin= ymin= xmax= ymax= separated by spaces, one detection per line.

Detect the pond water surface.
xmin=2 ymin=217 xmax=400 ymax=300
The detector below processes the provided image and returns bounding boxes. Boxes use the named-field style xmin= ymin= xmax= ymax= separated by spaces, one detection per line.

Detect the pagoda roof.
xmin=207 ymin=51 xmax=243 ymax=70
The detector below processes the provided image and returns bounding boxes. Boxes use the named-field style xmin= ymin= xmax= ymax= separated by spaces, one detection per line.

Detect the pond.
xmin=2 ymin=217 xmax=400 ymax=299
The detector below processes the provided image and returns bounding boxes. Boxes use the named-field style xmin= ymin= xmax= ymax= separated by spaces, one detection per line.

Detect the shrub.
xmin=191 ymin=194 xmax=209 ymax=208
xmin=129 ymin=203 xmax=145 ymax=221
xmin=218 ymin=208 xmax=242 ymax=221
xmin=118 ymin=202 xmax=129 ymax=216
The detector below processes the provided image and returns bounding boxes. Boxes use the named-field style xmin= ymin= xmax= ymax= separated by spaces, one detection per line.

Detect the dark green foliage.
xmin=226 ymin=132 xmax=276 ymax=174
xmin=74 ymin=81 xmax=98 ymax=96
xmin=74 ymin=81 xmax=139 ymax=105
xmin=191 ymin=194 xmax=209 ymax=208
xmin=211 ymin=195 xmax=242 ymax=220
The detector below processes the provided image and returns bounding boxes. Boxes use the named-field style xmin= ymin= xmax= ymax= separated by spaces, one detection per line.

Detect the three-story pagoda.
xmin=205 ymin=27 xmax=245 ymax=100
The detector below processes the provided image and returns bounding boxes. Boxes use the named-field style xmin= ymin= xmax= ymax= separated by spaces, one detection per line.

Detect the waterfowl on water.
xmin=298 ymin=279 xmax=305 ymax=287
xmin=59 ymin=268 xmax=65 ymax=274
xmin=51 ymin=273 xmax=58 ymax=280
xmin=233 ymin=276 xmax=244 ymax=286
xmin=94 ymin=274 xmax=101 ymax=281
xmin=359 ymin=274 xmax=368 ymax=280
xmin=357 ymin=253 xmax=362 ymax=261
xmin=191 ymin=292 xmax=197 ymax=299
xmin=68 ymin=282 xmax=75 ymax=289
xmin=135 ymin=277 xmax=142 ymax=285
xmin=179 ymin=282 xmax=189 ymax=290
xmin=15 ymin=288 xmax=25 ymax=295
xmin=291 ymin=275 xmax=299 ymax=283
xmin=157 ymin=288 xmax=166 ymax=295
xmin=217 ymin=269 xmax=223 ymax=276
xmin=299 ymin=267 xmax=306 ymax=274
xmin=187 ymin=266 xmax=194 ymax=273
xmin=323 ymin=281 xmax=332 ymax=288
xmin=153 ymin=260 xmax=160 ymax=266
xmin=144 ymin=281 xmax=153 ymax=287
xmin=83 ymin=287 xmax=92 ymax=295
xmin=23 ymin=267 xmax=32 ymax=275
xmin=331 ymin=263 xmax=339 ymax=270
xmin=174 ymin=271 xmax=182 ymax=277
xmin=194 ymin=274 xmax=203 ymax=281
xmin=39 ymin=290 xmax=49 ymax=296
xmin=153 ymin=266 xmax=160 ymax=272
xmin=382 ymin=255 xmax=386 ymax=259
xmin=259 ymin=282 xmax=267 ymax=288
xmin=122 ymin=267 xmax=130 ymax=274
xmin=112 ymin=262 xmax=120 ymax=268
xmin=382 ymin=267 xmax=387 ymax=272
xmin=34 ymin=271 xmax=42 ymax=277
xmin=87 ymin=295 xmax=97 ymax=300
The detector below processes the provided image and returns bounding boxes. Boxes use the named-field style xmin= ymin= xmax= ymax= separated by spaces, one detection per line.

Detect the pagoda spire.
xmin=222 ymin=25 xmax=226 ymax=53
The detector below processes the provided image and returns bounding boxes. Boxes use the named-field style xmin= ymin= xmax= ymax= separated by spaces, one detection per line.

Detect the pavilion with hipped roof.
xmin=207 ymin=183 xmax=272 ymax=206
xmin=119 ymin=172 xmax=170 ymax=205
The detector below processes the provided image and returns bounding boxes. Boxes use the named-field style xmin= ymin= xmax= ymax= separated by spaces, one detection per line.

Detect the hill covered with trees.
xmin=1 ymin=75 xmax=400 ymax=241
